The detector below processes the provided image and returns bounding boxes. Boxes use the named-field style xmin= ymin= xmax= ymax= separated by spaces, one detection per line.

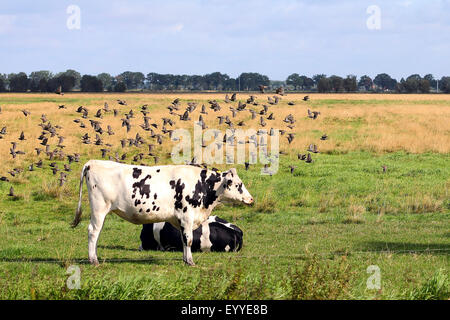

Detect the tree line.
xmin=0 ymin=70 xmax=449 ymax=93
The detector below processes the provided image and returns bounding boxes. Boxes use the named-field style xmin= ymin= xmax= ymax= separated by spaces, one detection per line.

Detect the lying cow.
xmin=139 ymin=215 xmax=243 ymax=252
xmin=71 ymin=160 xmax=253 ymax=266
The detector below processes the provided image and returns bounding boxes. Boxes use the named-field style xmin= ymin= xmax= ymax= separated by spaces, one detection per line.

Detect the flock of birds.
xmin=0 ymin=87 xmax=327 ymax=198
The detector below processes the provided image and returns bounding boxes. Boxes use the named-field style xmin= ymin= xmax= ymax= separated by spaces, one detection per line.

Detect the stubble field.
xmin=0 ymin=92 xmax=448 ymax=299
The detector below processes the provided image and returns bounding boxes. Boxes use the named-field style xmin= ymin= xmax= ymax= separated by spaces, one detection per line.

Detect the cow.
xmin=71 ymin=160 xmax=253 ymax=266
xmin=139 ymin=215 xmax=243 ymax=253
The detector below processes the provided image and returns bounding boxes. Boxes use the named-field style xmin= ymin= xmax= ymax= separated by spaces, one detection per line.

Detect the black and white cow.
xmin=139 ymin=215 xmax=243 ymax=252
xmin=71 ymin=160 xmax=253 ymax=266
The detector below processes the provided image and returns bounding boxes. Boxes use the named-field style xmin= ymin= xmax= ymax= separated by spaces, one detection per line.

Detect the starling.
xmin=287 ymin=133 xmax=295 ymax=144
xmin=58 ymin=172 xmax=67 ymax=186
xmin=8 ymin=186 xmax=15 ymax=197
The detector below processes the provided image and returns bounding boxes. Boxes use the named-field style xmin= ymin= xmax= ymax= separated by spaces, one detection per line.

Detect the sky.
xmin=0 ymin=0 xmax=449 ymax=80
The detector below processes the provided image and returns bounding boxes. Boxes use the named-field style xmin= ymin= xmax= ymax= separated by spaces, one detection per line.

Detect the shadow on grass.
xmin=97 ymin=244 xmax=140 ymax=251
xmin=359 ymin=241 xmax=450 ymax=255
xmin=0 ymin=256 xmax=180 ymax=265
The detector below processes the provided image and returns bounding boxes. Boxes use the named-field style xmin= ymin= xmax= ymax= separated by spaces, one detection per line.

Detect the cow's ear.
xmin=223 ymin=169 xmax=233 ymax=179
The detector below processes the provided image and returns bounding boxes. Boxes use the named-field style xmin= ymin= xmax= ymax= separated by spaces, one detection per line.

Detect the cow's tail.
xmin=71 ymin=163 xmax=90 ymax=228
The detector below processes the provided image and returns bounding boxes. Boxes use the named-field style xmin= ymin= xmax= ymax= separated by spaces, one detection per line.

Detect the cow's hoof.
xmin=89 ymin=259 xmax=99 ymax=266
xmin=184 ymin=259 xmax=195 ymax=266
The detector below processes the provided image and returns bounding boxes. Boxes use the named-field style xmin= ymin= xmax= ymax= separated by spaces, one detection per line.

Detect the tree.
xmin=8 ymin=72 xmax=29 ymax=92
xmin=190 ymin=75 xmax=206 ymax=91
xmin=56 ymin=74 xmax=76 ymax=92
xmin=80 ymin=75 xmax=103 ymax=92
xmin=223 ymin=78 xmax=237 ymax=91
xmin=114 ymin=81 xmax=127 ymax=92
xmin=238 ymin=72 xmax=269 ymax=91
xmin=0 ymin=77 xmax=5 ymax=92
xmin=374 ymin=73 xmax=397 ymax=91
xmin=424 ymin=74 xmax=437 ymax=89
xmin=400 ymin=74 xmax=428 ymax=93
xmin=203 ymin=72 xmax=230 ymax=90
xmin=343 ymin=75 xmax=357 ymax=92
xmin=418 ymin=79 xmax=430 ymax=93
xmin=29 ymin=71 xmax=53 ymax=92
xmin=439 ymin=77 xmax=450 ymax=93
xmin=358 ymin=75 xmax=373 ymax=91
xmin=38 ymin=78 xmax=48 ymax=92
xmin=286 ymin=73 xmax=302 ymax=90
xmin=329 ymin=75 xmax=344 ymax=92
xmin=301 ymin=76 xmax=314 ymax=90
xmin=117 ymin=71 xmax=145 ymax=90
xmin=317 ymin=77 xmax=331 ymax=93
xmin=61 ymin=69 xmax=81 ymax=88
xmin=97 ymin=73 xmax=113 ymax=91
xmin=312 ymin=74 xmax=326 ymax=86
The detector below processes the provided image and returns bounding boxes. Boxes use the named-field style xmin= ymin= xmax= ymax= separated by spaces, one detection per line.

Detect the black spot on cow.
xmin=152 ymin=206 xmax=156 ymax=211
xmin=146 ymin=208 xmax=150 ymax=213
xmin=132 ymin=174 xmax=152 ymax=199
xmin=237 ymin=183 xmax=243 ymax=194
xmin=185 ymin=170 xmax=222 ymax=209
xmin=209 ymin=222 xmax=243 ymax=252
xmin=154 ymin=193 xmax=157 ymax=200
xmin=140 ymin=218 xmax=242 ymax=252
xmin=132 ymin=168 xmax=142 ymax=179
xmin=140 ymin=224 xmax=159 ymax=250
xmin=134 ymin=199 xmax=141 ymax=206
xmin=139 ymin=208 xmax=142 ymax=213
xmin=152 ymin=201 xmax=155 ymax=205
xmin=180 ymin=225 xmax=187 ymax=245
xmin=140 ymin=223 xmax=201 ymax=252
xmin=156 ymin=207 xmax=160 ymax=211
xmin=183 ymin=207 xmax=187 ymax=213
xmin=170 ymin=179 xmax=185 ymax=210
xmin=156 ymin=169 xmax=160 ymax=173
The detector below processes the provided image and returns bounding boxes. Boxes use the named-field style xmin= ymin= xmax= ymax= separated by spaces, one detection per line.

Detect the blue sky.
xmin=1 ymin=0 xmax=449 ymax=80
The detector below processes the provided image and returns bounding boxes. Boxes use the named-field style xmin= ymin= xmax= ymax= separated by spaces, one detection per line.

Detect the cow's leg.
xmin=87 ymin=202 xmax=110 ymax=266
xmin=179 ymin=217 xmax=195 ymax=266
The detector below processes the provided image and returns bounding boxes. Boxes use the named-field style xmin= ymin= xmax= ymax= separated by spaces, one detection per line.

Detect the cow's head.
xmin=221 ymin=168 xmax=254 ymax=205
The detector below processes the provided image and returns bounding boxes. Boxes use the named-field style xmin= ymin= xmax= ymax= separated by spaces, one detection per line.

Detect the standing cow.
xmin=140 ymin=215 xmax=243 ymax=252
xmin=71 ymin=160 xmax=253 ymax=266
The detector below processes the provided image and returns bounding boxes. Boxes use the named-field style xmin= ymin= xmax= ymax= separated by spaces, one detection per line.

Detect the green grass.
xmin=0 ymin=151 xmax=448 ymax=300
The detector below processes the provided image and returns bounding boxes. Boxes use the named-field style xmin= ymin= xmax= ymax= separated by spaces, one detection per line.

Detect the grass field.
xmin=0 ymin=93 xmax=449 ymax=300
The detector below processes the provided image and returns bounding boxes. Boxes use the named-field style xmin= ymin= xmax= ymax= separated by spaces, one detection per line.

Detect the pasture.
xmin=0 ymin=93 xmax=448 ymax=300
